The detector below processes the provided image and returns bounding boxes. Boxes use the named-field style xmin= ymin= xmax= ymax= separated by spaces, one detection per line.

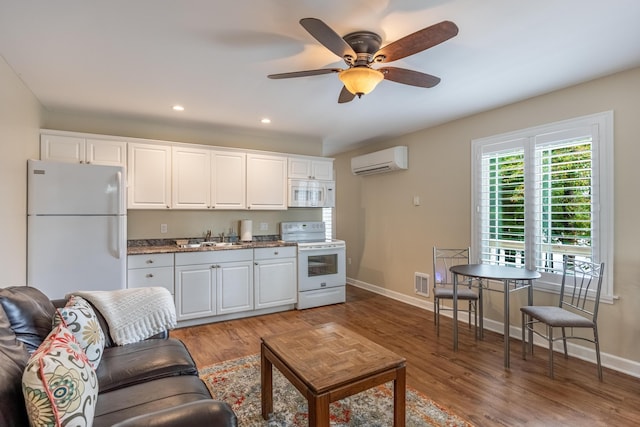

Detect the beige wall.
xmin=127 ymin=209 xmax=321 ymax=240
xmin=335 ymin=67 xmax=640 ymax=364
xmin=0 ymin=56 xmax=42 ymax=285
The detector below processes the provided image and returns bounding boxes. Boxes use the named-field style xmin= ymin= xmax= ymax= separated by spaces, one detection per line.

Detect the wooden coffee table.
xmin=261 ymin=322 xmax=406 ymax=426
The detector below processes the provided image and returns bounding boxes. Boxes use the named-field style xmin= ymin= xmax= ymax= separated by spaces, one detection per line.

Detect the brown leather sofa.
xmin=0 ymin=286 xmax=237 ymax=427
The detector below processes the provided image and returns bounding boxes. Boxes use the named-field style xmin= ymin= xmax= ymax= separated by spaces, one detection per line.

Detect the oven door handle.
xmin=298 ymin=245 xmax=344 ymax=251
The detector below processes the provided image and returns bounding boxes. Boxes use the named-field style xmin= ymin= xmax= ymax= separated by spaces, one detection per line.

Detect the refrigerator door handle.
xmin=116 ymin=171 xmax=122 ymax=259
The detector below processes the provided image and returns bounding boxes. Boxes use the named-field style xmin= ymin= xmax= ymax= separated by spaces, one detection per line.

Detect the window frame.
xmin=471 ymin=111 xmax=614 ymax=302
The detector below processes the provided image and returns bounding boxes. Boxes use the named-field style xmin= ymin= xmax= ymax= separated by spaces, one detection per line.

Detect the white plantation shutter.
xmin=472 ymin=112 xmax=614 ymax=300
xmin=533 ymin=128 xmax=595 ymax=276
xmin=477 ymin=140 xmax=526 ymax=268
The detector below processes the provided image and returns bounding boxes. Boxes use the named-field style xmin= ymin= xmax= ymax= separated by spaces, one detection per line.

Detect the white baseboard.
xmin=347 ymin=278 xmax=640 ymax=379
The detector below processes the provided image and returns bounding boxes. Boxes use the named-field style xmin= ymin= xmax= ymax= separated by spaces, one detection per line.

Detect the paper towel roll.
xmin=240 ymin=219 xmax=252 ymax=241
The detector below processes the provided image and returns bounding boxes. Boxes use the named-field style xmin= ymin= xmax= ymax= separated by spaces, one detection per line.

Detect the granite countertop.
xmin=127 ymin=238 xmax=296 ymax=255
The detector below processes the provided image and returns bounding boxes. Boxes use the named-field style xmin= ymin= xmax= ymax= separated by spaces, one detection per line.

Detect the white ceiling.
xmin=1 ymin=0 xmax=639 ymax=155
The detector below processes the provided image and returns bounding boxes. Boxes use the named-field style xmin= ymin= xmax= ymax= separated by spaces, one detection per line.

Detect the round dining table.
xmin=449 ymin=264 xmax=541 ymax=368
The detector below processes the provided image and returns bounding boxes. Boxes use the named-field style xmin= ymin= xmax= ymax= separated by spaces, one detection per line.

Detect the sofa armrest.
xmin=110 ymin=400 xmax=237 ymax=427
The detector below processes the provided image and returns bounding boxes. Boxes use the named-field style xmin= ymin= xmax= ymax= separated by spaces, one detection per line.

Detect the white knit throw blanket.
xmin=71 ymin=287 xmax=177 ymax=346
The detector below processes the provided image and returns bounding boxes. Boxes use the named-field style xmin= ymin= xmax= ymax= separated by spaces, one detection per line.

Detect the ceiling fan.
xmin=268 ymin=18 xmax=459 ymax=103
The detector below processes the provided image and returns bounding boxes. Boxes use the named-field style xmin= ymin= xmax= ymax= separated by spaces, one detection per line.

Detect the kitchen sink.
xmin=180 ymin=243 xmax=202 ymax=248
xmin=179 ymin=241 xmax=245 ymax=248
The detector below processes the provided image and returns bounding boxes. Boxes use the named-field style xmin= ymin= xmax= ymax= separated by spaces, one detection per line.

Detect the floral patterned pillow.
xmin=53 ymin=296 xmax=106 ymax=368
xmin=22 ymin=324 xmax=98 ymax=427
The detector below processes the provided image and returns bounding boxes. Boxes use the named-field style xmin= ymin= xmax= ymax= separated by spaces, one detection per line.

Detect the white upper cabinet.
xmin=288 ymin=156 xmax=334 ymax=180
xmin=127 ymin=142 xmax=172 ymax=209
xmin=42 ymin=130 xmax=336 ymax=211
xmin=172 ymin=146 xmax=211 ymax=209
xmin=171 ymin=147 xmax=246 ymax=210
xmin=246 ymin=153 xmax=287 ymax=210
xmin=211 ymin=150 xmax=246 ymax=209
xmin=41 ymin=134 xmax=126 ymax=167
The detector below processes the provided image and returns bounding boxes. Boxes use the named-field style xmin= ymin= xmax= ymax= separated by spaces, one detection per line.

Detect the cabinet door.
xmin=217 ymin=260 xmax=253 ymax=314
xmin=86 ymin=139 xmax=126 ymax=167
xmin=128 ymin=143 xmax=172 ymax=209
xmin=254 ymin=257 xmax=297 ymax=309
xmin=288 ymin=157 xmax=334 ymax=180
xmin=172 ymin=146 xmax=211 ymax=209
xmin=212 ymin=151 xmax=246 ymax=209
xmin=40 ymin=134 xmax=85 ymax=163
xmin=311 ymin=160 xmax=334 ymax=180
xmin=175 ymin=264 xmax=216 ymax=320
xmin=288 ymin=157 xmax=312 ymax=179
xmin=246 ymin=153 xmax=287 ymax=210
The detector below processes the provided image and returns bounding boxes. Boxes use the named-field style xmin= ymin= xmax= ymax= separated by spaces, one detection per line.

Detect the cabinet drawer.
xmin=127 ymin=267 xmax=174 ymax=294
xmin=175 ymin=248 xmax=253 ymax=266
xmin=128 ymin=253 xmax=174 ymax=269
xmin=254 ymin=246 xmax=296 ymax=260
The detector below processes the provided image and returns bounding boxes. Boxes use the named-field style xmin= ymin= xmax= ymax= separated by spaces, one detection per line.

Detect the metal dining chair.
xmin=521 ymin=255 xmax=605 ymax=380
xmin=432 ymin=247 xmax=481 ymax=338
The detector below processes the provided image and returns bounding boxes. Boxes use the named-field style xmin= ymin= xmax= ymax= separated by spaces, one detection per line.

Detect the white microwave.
xmin=288 ymin=179 xmax=335 ymax=208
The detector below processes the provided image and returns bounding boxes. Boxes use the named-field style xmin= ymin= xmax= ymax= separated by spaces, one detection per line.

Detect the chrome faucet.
xmin=205 ymin=230 xmax=212 ymax=242
xmin=219 ymin=232 xmax=225 ymax=243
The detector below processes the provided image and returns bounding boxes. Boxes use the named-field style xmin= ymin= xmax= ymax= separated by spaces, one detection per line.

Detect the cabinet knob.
xmin=146 ymin=273 xmax=154 ymax=278
xmin=146 ymin=259 xmax=154 ymax=264
xmin=274 ymin=251 xmax=279 ymax=255
xmin=254 ymin=262 xmax=258 ymax=265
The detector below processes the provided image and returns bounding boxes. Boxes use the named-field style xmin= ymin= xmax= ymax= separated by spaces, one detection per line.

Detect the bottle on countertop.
xmin=228 ymin=228 xmax=238 ymax=243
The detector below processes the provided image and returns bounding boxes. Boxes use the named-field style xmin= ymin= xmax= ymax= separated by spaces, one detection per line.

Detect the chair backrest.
xmin=560 ymin=254 xmax=605 ymax=321
xmin=433 ymin=247 xmax=470 ymax=287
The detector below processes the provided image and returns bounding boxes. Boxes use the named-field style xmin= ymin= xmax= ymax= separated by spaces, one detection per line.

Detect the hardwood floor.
xmin=171 ymin=285 xmax=640 ymax=426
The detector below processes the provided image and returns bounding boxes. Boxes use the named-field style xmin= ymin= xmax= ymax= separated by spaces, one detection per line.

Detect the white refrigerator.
xmin=27 ymin=160 xmax=127 ymax=299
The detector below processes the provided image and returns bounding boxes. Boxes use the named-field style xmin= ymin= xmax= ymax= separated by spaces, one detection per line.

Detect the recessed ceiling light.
xmin=172 ymin=105 xmax=185 ymax=111
xmin=261 ymin=118 xmax=271 ymax=124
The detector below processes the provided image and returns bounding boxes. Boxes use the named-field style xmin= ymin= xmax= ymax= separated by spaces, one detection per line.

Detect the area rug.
xmin=199 ymin=354 xmax=472 ymax=426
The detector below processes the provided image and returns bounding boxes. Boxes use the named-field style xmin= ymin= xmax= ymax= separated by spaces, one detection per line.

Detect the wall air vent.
xmin=351 ymin=146 xmax=408 ymax=176
xmin=414 ymin=272 xmax=430 ymax=297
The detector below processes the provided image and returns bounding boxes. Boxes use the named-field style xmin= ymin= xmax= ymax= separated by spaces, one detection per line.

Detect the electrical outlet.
xmin=160 ymin=224 xmax=168 ymax=233
xmin=347 ymin=257 xmax=352 ymax=265
xmin=260 ymin=222 xmax=268 ymax=231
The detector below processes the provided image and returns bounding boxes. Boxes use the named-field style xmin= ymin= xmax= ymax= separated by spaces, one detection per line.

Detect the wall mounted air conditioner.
xmin=351 ymin=146 xmax=408 ymax=176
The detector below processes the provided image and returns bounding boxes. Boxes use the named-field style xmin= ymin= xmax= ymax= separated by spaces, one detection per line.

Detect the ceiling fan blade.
xmin=300 ymin=18 xmax=357 ymax=62
xmin=338 ymin=86 xmax=355 ymax=103
xmin=374 ymin=21 xmax=459 ymax=63
xmin=380 ymin=67 xmax=441 ymax=88
xmin=268 ymin=68 xmax=341 ymax=79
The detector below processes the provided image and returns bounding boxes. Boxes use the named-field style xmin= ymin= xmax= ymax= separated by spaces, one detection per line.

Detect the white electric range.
xmin=280 ymin=221 xmax=346 ymax=309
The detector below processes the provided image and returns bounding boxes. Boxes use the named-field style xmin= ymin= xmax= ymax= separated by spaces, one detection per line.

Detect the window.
xmin=471 ymin=111 xmax=614 ymax=301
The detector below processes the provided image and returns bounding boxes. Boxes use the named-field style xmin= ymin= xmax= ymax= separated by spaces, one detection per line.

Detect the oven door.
xmin=297 ymin=245 xmax=346 ymax=291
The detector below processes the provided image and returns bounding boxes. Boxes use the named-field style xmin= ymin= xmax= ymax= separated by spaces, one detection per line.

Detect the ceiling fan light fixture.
xmin=339 ymin=67 xmax=384 ymax=97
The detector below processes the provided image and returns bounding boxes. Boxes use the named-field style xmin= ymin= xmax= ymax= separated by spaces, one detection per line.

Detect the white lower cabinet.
xmin=175 ymin=249 xmax=253 ymax=321
xmin=127 ymin=253 xmax=174 ymax=295
xmin=254 ymin=247 xmax=297 ymax=309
